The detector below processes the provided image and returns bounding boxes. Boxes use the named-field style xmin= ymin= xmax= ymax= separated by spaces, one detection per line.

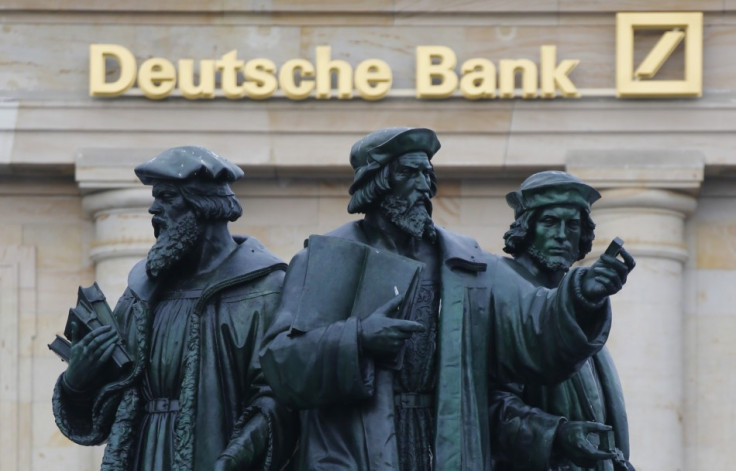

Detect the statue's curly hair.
xmin=502 ymin=206 xmax=596 ymax=261
xmin=177 ymin=185 xmax=243 ymax=222
xmin=347 ymin=159 xmax=438 ymax=214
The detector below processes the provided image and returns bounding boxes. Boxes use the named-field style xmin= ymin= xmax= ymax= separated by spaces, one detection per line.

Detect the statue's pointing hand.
xmin=359 ymin=295 xmax=425 ymax=360
xmin=63 ymin=323 xmax=119 ymax=393
xmin=581 ymin=247 xmax=635 ymax=302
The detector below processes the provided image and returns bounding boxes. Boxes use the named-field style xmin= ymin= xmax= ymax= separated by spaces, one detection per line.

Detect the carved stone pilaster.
xmin=567 ymin=151 xmax=703 ymax=471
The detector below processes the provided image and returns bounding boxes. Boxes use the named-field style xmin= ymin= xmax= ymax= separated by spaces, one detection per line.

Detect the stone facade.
xmin=1 ymin=2 xmax=735 ymax=470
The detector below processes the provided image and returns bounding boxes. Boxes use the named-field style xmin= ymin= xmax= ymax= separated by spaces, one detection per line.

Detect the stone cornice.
xmin=81 ymin=187 xmax=152 ymax=218
xmin=566 ymin=150 xmax=705 ymax=195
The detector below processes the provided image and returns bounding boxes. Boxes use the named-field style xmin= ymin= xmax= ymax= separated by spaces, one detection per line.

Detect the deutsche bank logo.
xmin=616 ymin=12 xmax=703 ymax=98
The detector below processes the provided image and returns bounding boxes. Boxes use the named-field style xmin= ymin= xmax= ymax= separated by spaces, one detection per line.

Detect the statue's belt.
xmin=394 ymin=392 xmax=433 ymax=409
xmin=145 ymin=398 xmax=180 ymax=413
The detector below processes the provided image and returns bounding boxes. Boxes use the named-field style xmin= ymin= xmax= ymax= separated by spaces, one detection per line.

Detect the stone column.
xmin=567 ymin=151 xmax=703 ymax=471
xmin=81 ymin=188 xmax=154 ymax=302
xmin=76 ymin=149 xmax=156 ymax=304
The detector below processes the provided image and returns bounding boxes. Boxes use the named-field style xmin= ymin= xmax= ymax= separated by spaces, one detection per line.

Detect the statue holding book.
xmin=259 ymin=127 xmax=636 ymax=471
xmin=489 ymin=171 xmax=635 ymax=471
xmin=51 ymin=147 xmax=295 ymax=471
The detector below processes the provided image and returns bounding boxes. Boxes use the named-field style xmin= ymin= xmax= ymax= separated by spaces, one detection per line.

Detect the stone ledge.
xmin=567 ymin=149 xmax=705 ymax=193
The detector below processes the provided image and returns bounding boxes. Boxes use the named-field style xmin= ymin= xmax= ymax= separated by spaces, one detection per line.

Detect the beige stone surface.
xmin=4 ymin=3 xmax=736 ymax=470
xmin=2 ymin=0 xmax=227 ymax=11
xmin=507 ymin=131 xmax=736 ymax=168
xmin=696 ymin=225 xmax=736 ymax=269
xmin=248 ymin=0 xmax=395 ymax=12
xmin=559 ymin=0 xmax=724 ymax=12
xmin=688 ymin=314 xmax=736 ymax=469
xmin=608 ymin=264 xmax=687 ymax=471
xmin=3 ymin=0 xmax=733 ymax=13
xmin=430 ymin=195 xmax=461 ymax=228
xmin=35 ymin=269 xmax=93 ymax=319
xmin=0 ymin=194 xmax=81 ymax=222
xmin=0 ymin=13 xmax=730 ymax=97
xmin=693 ymin=269 xmax=736 ymax=315
xmin=680 ymin=187 xmax=736 ymax=469
xmin=0 ymin=224 xmax=23 ymax=245
xmin=0 ymin=245 xmax=36 ymax=471
xmin=568 ymin=150 xmax=704 ymax=192
xmin=394 ymin=12 xmax=559 ymax=27
xmin=0 ymin=193 xmax=96 ymax=471
xmin=580 ymin=183 xmax=699 ymax=471
xmin=394 ymin=0 xmax=558 ymax=13
xmin=23 ymin=223 xmax=84 ymax=267
xmin=6 ymin=96 xmax=736 ymax=171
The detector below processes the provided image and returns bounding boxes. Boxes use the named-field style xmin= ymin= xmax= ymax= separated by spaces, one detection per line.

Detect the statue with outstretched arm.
xmin=259 ymin=128 xmax=635 ymax=471
xmin=490 ymin=171 xmax=635 ymax=471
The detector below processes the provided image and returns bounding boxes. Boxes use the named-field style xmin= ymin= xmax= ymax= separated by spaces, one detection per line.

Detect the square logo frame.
xmin=616 ymin=12 xmax=703 ymax=98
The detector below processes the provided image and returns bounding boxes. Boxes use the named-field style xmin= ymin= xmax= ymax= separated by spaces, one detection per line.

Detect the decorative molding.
xmin=566 ymin=149 xmax=705 ymax=194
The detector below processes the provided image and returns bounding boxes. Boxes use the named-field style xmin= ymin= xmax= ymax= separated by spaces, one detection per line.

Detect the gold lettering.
xmin=499 ymin=59 xmax=537 ymax=99
xmin=138 ymin=58 xmax=176 ymax=100
xmin=415 ymin=46 xmax=458 ymax=98
xmin=459 ymin=58 xmax=496 ymax=100
xmin=89 ymin=44 xmax=137 ymax=97
xmin=178 ymin=59 xmax=216 ymax=99
xmin=243 ymin=58 xmax=278 ymax=100
xmin=88 ymin=43 xmax=589 ymax=102
xmin=354 ymin=59 xmax=392 ymax=101
xmin=540 ymin=45 xmax=579 ymax=98
xmin=216 ymin=50 xmax=246 ymax=99
xmin=279 ymin=59 xmax=315 ymax=100
xmin=315 ymin=46 xmax=353 ymax=99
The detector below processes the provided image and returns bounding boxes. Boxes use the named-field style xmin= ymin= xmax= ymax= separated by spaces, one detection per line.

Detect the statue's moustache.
xmin=416 ymin=193 xmax=433 ymax=216
xmin=151 ymin=216 xmax=167 ymax=238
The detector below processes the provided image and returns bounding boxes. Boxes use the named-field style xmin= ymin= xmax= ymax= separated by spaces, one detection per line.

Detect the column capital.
xmin=81 ymin=187 xmax=152 ymax=219
xmin=75 ymin=147 xmax=162 ymax=192
xmin=75 ymin=146 xmax=155 ymax=218
xmin=75 ymin=150 xmax=156 ymax=300
xmin=566 ymin=149 xmax=704 ymax=194
xmin=593 ymin=187 xmax=698 ymax=216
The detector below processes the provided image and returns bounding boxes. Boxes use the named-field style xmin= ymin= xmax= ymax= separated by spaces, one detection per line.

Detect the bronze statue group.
xmin=52 ymin=128 xmax=636 ymax=471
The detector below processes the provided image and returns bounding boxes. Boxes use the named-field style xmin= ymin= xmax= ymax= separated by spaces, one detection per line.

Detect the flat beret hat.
xmin=348 ymin=127 xmax=441 ymax=194
xmin=135 ymin=146 xmax=244 ymax=185
xmin=506 ymin=170 xmax=601 ymax=219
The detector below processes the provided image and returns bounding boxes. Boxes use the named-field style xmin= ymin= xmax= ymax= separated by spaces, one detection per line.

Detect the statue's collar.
xmin=128 ymin=236 xmax=285 ymax=304
xmin=351 ymin=220 xmax=487 ymax=273
xmin=434 ymin=226 xmax=487 ymax=272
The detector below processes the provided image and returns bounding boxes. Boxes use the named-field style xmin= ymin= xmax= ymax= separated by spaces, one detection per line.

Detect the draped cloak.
xmin=260 ymin=221 xmax=613 ymax=471
xmin=52 ymin=236 xmax=295 ymax=471
xmin=489 ymin=257 xmax=631 ymax=471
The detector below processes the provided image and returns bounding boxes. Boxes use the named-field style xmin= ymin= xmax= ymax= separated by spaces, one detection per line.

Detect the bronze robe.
xmin=53 ymin=236 xmax=295 ymax=471
xmin=490 ymin=257 xmax=631 ymax=471
xmin=260 ymin=221 xmax=612 ymax=471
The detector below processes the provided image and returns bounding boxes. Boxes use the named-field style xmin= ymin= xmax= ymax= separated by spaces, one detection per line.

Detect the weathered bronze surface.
xmin=259 ymin=129 xmax=636 ymax=471
xmin=52 ymin=146 xmax=295 ymax=471
xmin=490 ymin=170 xmax=635 ymax=471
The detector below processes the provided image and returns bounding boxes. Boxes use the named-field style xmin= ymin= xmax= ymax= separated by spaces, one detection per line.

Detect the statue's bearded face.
xmin=380 ymin=152 xmax=437 ymax=242
xmin=527 ymin=205 xmax=581 ymax=273
xmin=146 ymin=182 xmax=204 ymax=280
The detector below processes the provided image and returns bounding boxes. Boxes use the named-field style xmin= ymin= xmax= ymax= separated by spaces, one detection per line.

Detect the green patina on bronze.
xmin=491 ymin=170 xmax=635 ymax=471
xmin=51 ymin=136 xmax=636 ymax=471
xmin=52 ymin=147 xmax=295 ymax=471
xmin=259 ymin=130 xmax=635 ymax=471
